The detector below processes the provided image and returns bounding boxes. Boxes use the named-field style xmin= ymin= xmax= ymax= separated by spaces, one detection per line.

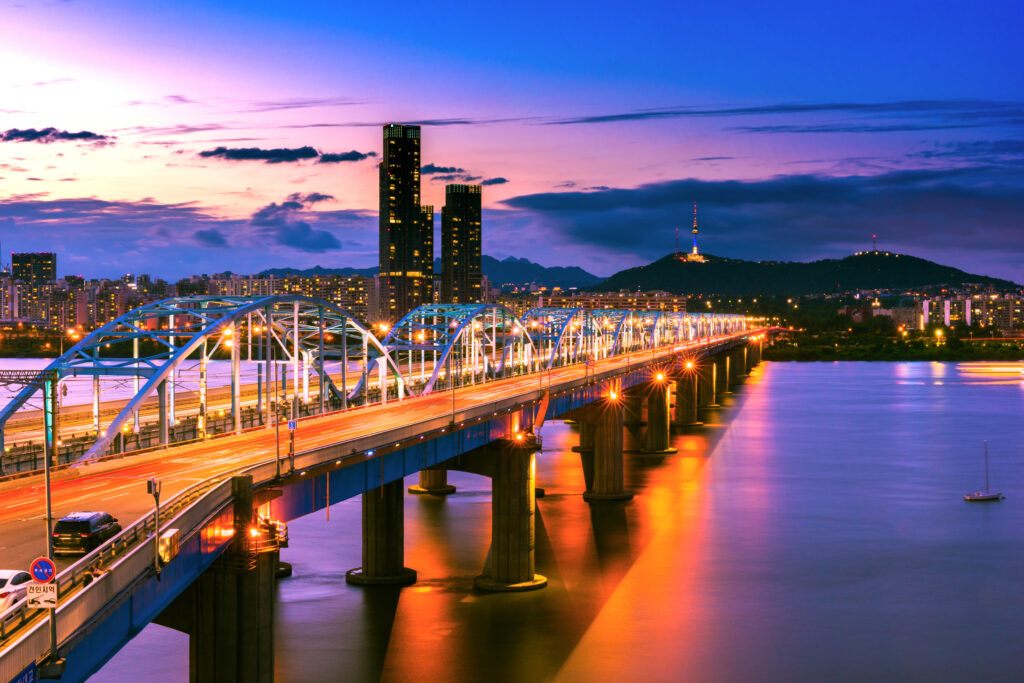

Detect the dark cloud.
xmin=198 ymin=146 xmax=319 ymax=163
xmin=1 ymin=127 xmax=110 ymax=144
xmin=431 ymin=173 xmax=481 ymax=183
xmin=242 ymin=97 xmax=362 ymax=113
xmin=283 ymin=117 xmax=535 ymax=129
xmin=545 ymin=100 xmax=1024 ymax=126
xmin=317 ymin=150 xmax=377 ymax=163
xmin=481 ymin=177 xmax=509 ymax=186
xmin=288 ymin=192 xmax=335 ymax=204
xmin=732 ymin=122 xmax=1005 ymax=134
xmin=499 ymin=166 xmax=1024 ymax=281
xmin=910 ymin=139 xmax=1024 ymax=162
xmin=193 ymin=228 xmax=228 ymax=247
xmin=422 ymin=164 xmax=467 ymax=174
xmin=249 ymin=194 xmax=343 ymax=252
xmin=691 ymin=156 xmax=735 ymax=161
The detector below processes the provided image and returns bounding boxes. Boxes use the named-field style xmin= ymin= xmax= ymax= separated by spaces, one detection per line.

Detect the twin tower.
xmin=378 ymin=123 xmax=482 ymax=320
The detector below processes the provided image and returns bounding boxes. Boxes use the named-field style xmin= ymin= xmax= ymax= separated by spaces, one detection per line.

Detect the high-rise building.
xmin=12 ymin=252 xmax=56 ymax=285
xmin=441 ymin=184 xmax=482 ymax=304
xmin=12 ymin=252 xmax=56 ymax=321
xmin=378 ymin=123 xmax=432 ymax=320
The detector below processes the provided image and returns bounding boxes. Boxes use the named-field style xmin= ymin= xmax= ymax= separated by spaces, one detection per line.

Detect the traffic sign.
xmin=27 ymin=583 xmax=57 ymax=609
xmin=288 ymin=420 xmax=296 ymax=431
xmin=30 ymin=557 xmax=56 ymax=584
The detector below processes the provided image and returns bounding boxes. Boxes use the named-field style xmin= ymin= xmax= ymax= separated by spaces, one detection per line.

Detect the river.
xmin=91 ymin=361 xmax=1024 ymax=681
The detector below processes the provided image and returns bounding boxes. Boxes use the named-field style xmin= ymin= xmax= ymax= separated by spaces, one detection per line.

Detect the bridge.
xmin=0 ymin=295 xmax=769 ymax=682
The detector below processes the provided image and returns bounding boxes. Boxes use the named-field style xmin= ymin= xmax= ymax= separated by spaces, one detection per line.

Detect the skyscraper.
xmin=441 ymin=184 xmax=482 ymax=304
xmin=378 ymin=123 xmax=432 ymax=321
xmin=12 ymin=252 xmax=56 ymax=285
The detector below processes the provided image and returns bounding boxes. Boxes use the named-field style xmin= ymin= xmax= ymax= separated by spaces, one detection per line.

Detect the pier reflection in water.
xmin=98 ymin=362 xmax=1024 ymax=682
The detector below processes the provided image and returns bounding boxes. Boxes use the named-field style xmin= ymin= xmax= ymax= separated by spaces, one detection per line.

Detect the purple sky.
xmin=1 ymin=1 xmax=1023 ymax=282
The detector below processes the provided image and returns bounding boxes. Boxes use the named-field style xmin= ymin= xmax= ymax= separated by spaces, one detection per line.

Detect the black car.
xmin=52 ymin=511 xmax=122 ymax=556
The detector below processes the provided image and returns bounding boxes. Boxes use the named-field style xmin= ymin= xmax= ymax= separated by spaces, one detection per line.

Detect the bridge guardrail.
xmin=0 ymin=330 xmax=759 ymax=676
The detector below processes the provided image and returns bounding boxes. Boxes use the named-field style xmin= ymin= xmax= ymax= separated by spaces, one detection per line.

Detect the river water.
xmin=92 ymin=361 xmax=1024 ymax=682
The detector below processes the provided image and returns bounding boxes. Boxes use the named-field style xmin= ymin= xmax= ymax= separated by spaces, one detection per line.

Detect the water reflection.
xmin=97 ymin=362 xmax=1024 ymax=682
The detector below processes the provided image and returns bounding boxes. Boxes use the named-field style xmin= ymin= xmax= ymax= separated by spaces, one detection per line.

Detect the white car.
xmin=0 ymin=570 xmax=33 ymax=613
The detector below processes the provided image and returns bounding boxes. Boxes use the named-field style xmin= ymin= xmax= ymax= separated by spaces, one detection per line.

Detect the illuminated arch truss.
xmin=382 ymin=303 xmax=538 ymax=395
xmin=0 ymin=295 xmax=402 ymax=461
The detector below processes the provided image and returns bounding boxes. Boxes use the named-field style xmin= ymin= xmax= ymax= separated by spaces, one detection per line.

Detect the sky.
xmin=1 ymin=0 xmax=1023 ymax=282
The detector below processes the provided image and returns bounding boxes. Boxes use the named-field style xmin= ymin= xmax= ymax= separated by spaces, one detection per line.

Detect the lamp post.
xmin=147 ymin=478 xmax=162 ymax=575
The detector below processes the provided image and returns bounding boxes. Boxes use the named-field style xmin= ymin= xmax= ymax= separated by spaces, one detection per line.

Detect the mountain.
xmin=257 ymin=265 xmax=378 ymax=278
xmin=594 ymin=251 xmax=1019 ymax=295
xmin=258 ymin=256 xmax=602 ymax=290
xmin=478 ymin=255 xmax=602 ymax=289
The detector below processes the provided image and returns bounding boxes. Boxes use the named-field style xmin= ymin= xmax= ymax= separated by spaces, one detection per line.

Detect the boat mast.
xmin=984 ymin=440 xmax=990 ymax=493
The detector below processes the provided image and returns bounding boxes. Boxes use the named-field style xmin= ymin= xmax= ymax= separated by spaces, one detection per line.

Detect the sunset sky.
xmin=1 ymin=0 xmax=1022 ymax=281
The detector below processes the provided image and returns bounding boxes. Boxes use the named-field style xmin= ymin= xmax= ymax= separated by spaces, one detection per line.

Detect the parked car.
xmin=0 ymin=570 xmax=33 ymax=612
xmin=52 ymin=511 xmax=122 ymax=556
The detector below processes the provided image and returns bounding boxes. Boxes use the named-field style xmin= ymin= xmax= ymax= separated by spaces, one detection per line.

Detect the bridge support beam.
xmin=347 ymin=480 xmax=416 ymax=586
xmin=715 ymin=354 xmax=731 ymax=397
xmin=157 ymin=379 xmax=169 ymax=445
xmin=673 ymin=374 xmax=701 ymax=428
xmin=642 ymin=382 xmax=676 ymax=454
xmin=475 ymin=441 xmax=547 ymax=592
xmin=571 ymin=421 xmax=594 ymax=453
xmin=409 ymin=465 xmax=457 ymax=495
xmin=583 ymin=401 xmax=634 ymax=502
xmin=155 ymin=475 xmax=277 ymax=683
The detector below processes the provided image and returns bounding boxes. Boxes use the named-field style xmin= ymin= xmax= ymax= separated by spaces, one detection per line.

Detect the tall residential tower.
xmin=379 ymin=123 xmax=432 ymax=320
xmin=441 ymin=184 xmax=482 ymax=304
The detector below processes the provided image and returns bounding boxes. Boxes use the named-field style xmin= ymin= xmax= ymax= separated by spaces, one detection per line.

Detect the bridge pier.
xmin=673 ymin=374 xmax=701 ymax=428
xmin=346 ymin=480 xmax=417 ymax=586
xmin=730 ymin=347 xmax=747 ymax=384
xmin=571 ymin=421 xmax=594 ymax=453
xmin=475 ymin=441 xmax=547 ymax=592
xmin=699 ymin=361 xmax=718 ymax=408
xmin=715 ymin=354 xmax=731 ymax=397
xmin=642 ymin=381 xmax=677 ymax=454
xmin=583 ymin=400 xmax=634 ymax=502
xmin=622 ymin=392 xmax=645 ymax=453
xmin=155 ymin=476 xmax=277 ymax=683
xmin=409 ymin=465 xmax=457 ymax=495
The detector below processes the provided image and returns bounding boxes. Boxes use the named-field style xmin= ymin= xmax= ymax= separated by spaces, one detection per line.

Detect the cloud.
xmin=691 ymin=156 xmax=735 ymax=161
xmin=422 ymin=164 xmax=467 ymax=174
xmin=193 ymin=228 xmax=228 ymax=247
xmin=1 ymin=127 xmax=110 ymax=144
xmin=545 ymin=100 xmax=1024 ymax=126
xmin=910 ymin=139 xmax=1024 ymax=163
xmin=431 ymin=173 xmax=481 ymax=183
xmin=283 ymin=116 xmax=535 ymax=129
xmin=317 ymin=150 xmax=377 ymax=163
xmin=249 ymin=194 xmax=346 ymax=252
xmin=481 ymin=177 xmax=509 ymax=186
xmin=288 ymin=192 xmax=335 ymax=204
xmin=240 ymin=97 xmax=363 ymax=113
xmin=198 ymin=145 xmax=319 ymax=163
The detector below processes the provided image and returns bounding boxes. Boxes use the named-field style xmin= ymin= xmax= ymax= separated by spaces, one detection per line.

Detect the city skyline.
xmin=1 ymin=1 xmax=1023 ymax=283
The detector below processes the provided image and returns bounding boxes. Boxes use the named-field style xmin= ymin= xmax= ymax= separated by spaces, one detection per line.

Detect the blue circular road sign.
xmin=30 ymin=557 xmax=57 ymax=583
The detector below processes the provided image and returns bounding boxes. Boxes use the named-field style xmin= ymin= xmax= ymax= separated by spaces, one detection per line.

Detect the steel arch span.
xmin=0 ymin=296 xmax=403 ymax=461
xmin=382 ymin=303 xmax=538 ymax=395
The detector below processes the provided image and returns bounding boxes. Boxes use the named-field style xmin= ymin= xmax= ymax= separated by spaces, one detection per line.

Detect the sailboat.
xmin=964 ymin=440 xmax=1005 ymax=502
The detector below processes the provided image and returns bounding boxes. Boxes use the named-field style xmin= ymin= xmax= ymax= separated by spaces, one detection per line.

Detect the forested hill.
xmin=594 ymin=251 xmax=1019 ymax=295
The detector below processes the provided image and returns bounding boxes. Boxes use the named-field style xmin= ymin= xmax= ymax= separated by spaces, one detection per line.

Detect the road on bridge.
xmin=0 ymin=334 xmax=745 ymax=578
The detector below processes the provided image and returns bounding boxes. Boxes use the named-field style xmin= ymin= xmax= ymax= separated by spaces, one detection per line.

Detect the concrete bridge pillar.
xmin=750 ymin=340 xmax=762 ymax=367
xmin=699 ymin=361 xmax=718 ymax=408
xmin=731 ymin=347 xmax=747 ymax=383
xmin=347 ymin=479 xmax=416 ymax=586
xmin=409 ymin=465 xmax=457 ymax=495
xmin=155 ymin=475 xmax=277 ymax=683
xmin=475 ymin=441 xmax=547 ymax=592
xmin=571 ymin=421 xmax=595 ymax=453
xmin=673 ymin=374 xmax=701 ymax=428
xmin=643 ymin=381 xmax=676 ymax=454
xmin=715 ymin=354 xmax=731 ymax=396
xmin=583 ymin=401 xmax=634 ymax=502
xmin=622 ymin=392 xmax=645 ymax=452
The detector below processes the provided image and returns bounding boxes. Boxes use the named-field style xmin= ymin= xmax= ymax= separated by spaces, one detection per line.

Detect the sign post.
xmin=287 ymin=417 xmax=296 ymax=473
xmin=147 ymin=478 xmax=162 ymax=575
xmin=28 ymin=556 xmax=64 ymax=677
